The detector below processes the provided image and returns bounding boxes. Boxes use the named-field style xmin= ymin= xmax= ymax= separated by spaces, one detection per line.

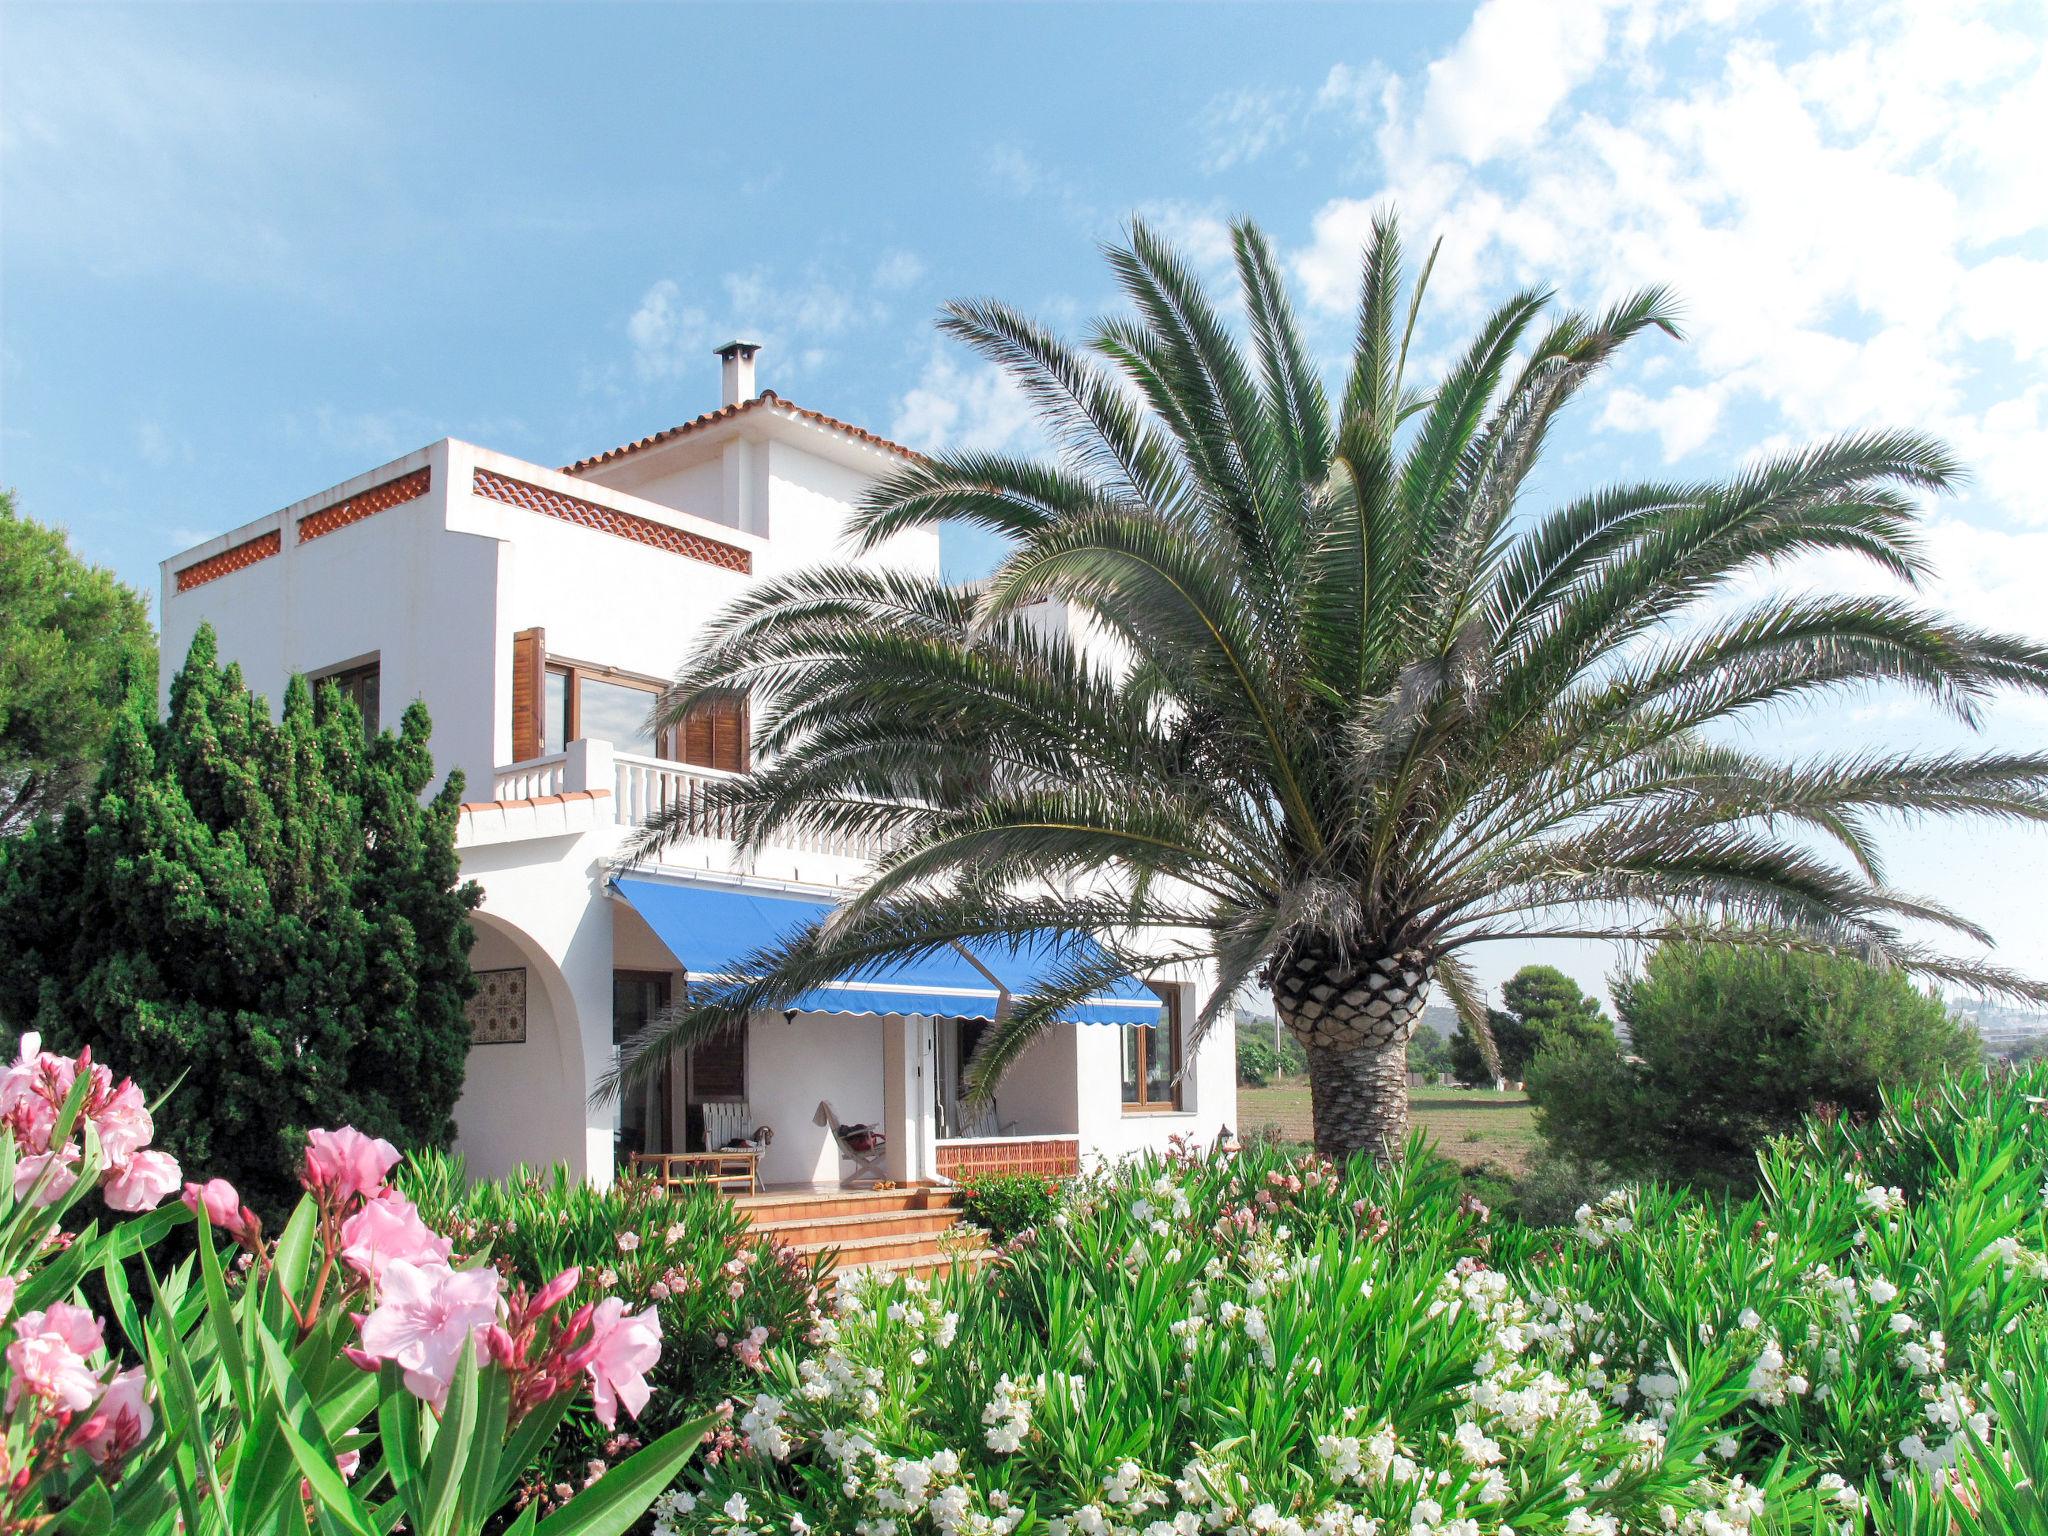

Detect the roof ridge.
xmin=562 ymin=391 xmax=922 ymax=475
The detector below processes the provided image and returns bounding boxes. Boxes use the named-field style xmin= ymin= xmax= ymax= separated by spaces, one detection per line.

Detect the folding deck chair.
xmin=815 ymin=1100 xmax=888 ymax=1187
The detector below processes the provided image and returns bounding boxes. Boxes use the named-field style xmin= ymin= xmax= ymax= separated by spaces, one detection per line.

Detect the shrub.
xmin=954 ymin=1172 xmax=1067 ymax=1243
xmin=1237 ymin=1024 xmax=1306 ymax=1086
xmin=1507 ymin=1143 xmax=1620 ymax=1228
xmin=1529 ymin=942 xmax=1979 ymax=1191
xmin=0 ymin=1032 xmax=706 ymax=1533
xmin=1406 ymin=1023 xmax=1453 ymax=1080
xmin=1236 ymin=1030 xmax=1280 ymax=1087
xmin=649 ymin=1066 xmax=2048 ymax=1536
xmin=0 ymin=627 xmax=480 ymax=1222
xmin=1450 ymin=964 xmax=1612 ymax=1085
xmin=399 ymin=1153 xmax=828 ymax=1512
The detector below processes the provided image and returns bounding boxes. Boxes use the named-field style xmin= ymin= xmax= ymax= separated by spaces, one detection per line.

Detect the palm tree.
xmin=622 ymin=212 xmax=2048 ymax=1160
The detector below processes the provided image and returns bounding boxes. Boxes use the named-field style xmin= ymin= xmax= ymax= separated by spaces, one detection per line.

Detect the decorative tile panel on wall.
xmin=297 ymin=467 xmax=432 ymax=542
xmin=470 ymin=467 xmax=752 ymax=573
xmin=467 ymin=967 xmax=528 ymax=1045
xmin=174 ymin=530 xmax=283 ymax=592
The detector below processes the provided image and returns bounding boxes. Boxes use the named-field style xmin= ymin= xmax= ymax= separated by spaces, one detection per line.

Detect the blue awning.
xmin=610 ymin=877 xmax=1161 ymax=1025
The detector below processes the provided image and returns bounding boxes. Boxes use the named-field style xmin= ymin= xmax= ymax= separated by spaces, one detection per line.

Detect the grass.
xmin=1236 ymin=1080 xmax=1540 ymax=1173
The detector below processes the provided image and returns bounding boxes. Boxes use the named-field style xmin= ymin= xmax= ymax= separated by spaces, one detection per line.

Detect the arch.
xmin=453 ymin=910 xmax=590 ymax=1182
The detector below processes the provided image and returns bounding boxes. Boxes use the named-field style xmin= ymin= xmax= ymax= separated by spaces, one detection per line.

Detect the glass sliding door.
xmin=612 ymin=971 xmax=674 ymax=1159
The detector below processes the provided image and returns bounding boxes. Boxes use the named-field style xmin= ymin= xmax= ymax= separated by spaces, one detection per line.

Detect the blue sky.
xmin=3 ymin=0 xmax=2045 ymax=1006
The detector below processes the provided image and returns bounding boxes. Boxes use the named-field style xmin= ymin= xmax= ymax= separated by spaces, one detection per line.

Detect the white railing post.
xmin=563 ymin=737 xmax=613 ymax=796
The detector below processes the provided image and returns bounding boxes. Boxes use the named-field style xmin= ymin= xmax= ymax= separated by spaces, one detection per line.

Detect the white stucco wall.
xmin=157 ymin=443 xmax=506 ymax=795
xmin=745 ymin=1013 xmax=887 ymax=1187
xmin=452 ymin=916 xmax=592 ymax=1183
xmin=987 ymin=1027 xmax=1081 ymax=1135
xmin=450 ymin=828 xmax=621 ymax=1183
xmin=1073 ymin=982 xmax=1239 ymax=1169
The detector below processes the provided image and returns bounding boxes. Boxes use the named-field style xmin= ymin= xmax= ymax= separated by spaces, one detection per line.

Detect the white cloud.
xmin=1199 ymin=87 xmax=1302 ymax=173
xmin=626 ymin=266 xmax=887 ymax=385
xmin=1315 ymin=62 xmax=1390 ymax=122
xmin=1598 ymin=382 xmax=1726 ymax=462
xmin=136 ymin=419 xmax=192 ymax=468
xmin=873 ymin=250 xmax=927 ymax=291
xmin=889 ymin=349 xmax=1038 ymax=457
xmin=1292 ymin=0 xmax=2048 ymax=527
xmin=1378 ymin=0 xmax=1623 ymax=167
xmin=1133 ymin=200 xmax=1237 ymax=275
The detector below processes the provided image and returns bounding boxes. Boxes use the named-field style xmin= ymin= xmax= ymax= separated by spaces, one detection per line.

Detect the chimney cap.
xmin=714 ymin=339 xmax=762 ymax=360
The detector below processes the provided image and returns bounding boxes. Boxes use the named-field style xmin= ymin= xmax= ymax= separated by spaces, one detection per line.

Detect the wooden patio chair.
xmin=814 ymin=1100 xmax=887 ymax=1187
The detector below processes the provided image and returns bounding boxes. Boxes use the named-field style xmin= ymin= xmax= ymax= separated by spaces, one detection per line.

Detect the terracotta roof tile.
xmin=458 ymin=788 xmax=613 ymax=814
xmin=562 ymin=391 xmax=923 ymax=475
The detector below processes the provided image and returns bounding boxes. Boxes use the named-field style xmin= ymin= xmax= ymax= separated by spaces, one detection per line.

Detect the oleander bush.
xmin=0 ymin=1030 xmax=708 ymax=1534
xmin=653 ymin=1064 xmax=2048 ymax=1536
xmin=400 ymin=1152 xmax=829 ymax=1512
xmin=954 ymin=1173 xmax=1070 ymax=1245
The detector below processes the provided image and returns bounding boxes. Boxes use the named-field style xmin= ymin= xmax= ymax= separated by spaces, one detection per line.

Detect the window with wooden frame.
xmin=524 ymin=643 xmax=749 ymax=773
xmin=313 ymin=659 xmax=380 ymax=734
xmin=1120 ymin=983 xmax=1184 ymax=1112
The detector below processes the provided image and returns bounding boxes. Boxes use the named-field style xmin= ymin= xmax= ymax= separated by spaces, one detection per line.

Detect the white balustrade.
xmin=487 ymin=746 xmax=894 ymax=861
xmin=491 ymin=753 xmax=566 ymax=801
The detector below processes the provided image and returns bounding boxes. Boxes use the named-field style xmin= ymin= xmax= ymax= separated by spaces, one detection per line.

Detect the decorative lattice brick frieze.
xmin=934 ymin=1137 xmax=1081 ymax=1180
xmin=174 ymin=530 xmax=282 ymax=592
xmin=470 ymin=467 xmax=752 ymax=573
xmin=297 ymin=467 xmax=432 ymax=542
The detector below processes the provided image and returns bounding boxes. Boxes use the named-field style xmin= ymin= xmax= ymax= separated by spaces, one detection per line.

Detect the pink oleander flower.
xmin=303 ymin=1127 xmax=401 ymax=1203
xmin=6 ymin=1302 xmax=106 ymax=1413
xmin=183 ymin=1178 xmax=243 ymax=1228
xmin=617 ymin=1231 xmax=640 ymax=1253
xmin=0 ymin=1275 xmax=15 ymax=1321
xmin=13 ymin=1147 xmax=81 ymax=1208
xmin=91 ymin=1079 xmax=154 ymax=1168
xmin=104 ymin=1148 xmax=183 ymax=1213
xmin=0 ymin=1032 xmax=68 ymax=1153
xmin=532 ymin=1267 xmax=581 ymax=1314
xmin=355 ymin=1258 xmax=504 ymax=1408
xmin=341 ymin=1192 xmax=453 ymax=1285
xmin=72 ymin=1366 xmax=153 ymax=1466
xmin=582 ymin=1297 xmax=661 ymax=1428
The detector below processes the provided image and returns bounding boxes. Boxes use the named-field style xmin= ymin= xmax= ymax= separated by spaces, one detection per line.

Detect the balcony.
xmin=473 ymin=740 xmax=892 ymax=863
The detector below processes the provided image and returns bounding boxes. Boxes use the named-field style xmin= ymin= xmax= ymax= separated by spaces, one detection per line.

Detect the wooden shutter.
xmin=682 ymin=694 xmax=750 ymax=774
xmin=511 ymin=627 xmax=545 ymax=761
xmin=714 ymin=695 xmax=748 ymax=774
xmin=689 ymin=1023 xmax=746 ymax=1102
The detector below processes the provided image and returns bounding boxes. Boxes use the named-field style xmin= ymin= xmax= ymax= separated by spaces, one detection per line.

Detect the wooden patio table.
xmin=629 ymin=1149 xmax=762 ymax=1195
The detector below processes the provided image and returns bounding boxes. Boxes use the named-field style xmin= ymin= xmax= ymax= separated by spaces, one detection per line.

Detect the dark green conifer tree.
xmin=0 ymin=626 xmax=479 ymax=1218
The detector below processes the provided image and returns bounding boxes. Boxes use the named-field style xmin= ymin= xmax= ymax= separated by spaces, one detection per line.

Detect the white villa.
xmin=157 ymin=343 xmax=1235 ymax=1193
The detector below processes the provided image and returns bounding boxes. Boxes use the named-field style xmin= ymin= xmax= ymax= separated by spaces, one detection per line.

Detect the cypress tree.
xmin=0 ymin=625 xmax=479 ymax=1218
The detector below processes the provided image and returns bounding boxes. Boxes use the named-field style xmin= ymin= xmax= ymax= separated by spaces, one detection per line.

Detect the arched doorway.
xmin=451 ymin=911 xmax=590 ymax=1182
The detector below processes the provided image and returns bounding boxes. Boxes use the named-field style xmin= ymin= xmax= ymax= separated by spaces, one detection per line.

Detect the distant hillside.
xmin=1419 ymin=1004 xmax=1460 ymax=1038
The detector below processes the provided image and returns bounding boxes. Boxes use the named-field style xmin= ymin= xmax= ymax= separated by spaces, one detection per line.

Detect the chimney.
xmin=715 ymin=339 xmax=762 ymax=407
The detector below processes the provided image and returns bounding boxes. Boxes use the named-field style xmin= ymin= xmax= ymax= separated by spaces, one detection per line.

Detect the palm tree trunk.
xmin=1301 ymin=1039 xmax=1411 ymax=1161
xmin=1272 ymin=944 xmax=1429 ymax=1161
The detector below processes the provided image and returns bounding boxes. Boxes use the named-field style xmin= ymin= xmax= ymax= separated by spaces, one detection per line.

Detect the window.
xmin=546 ymin=662 xmax=661 ymax=757
xmin=541 ymin=655 xmax=748 ymax=772
xmin=613 ymin=971 xmax=673 ymax=1158
xmin=316 ymin=661 xmax=380 ymax=734
xmin=1120 ymin=984 xmax=1183 ymax=1112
